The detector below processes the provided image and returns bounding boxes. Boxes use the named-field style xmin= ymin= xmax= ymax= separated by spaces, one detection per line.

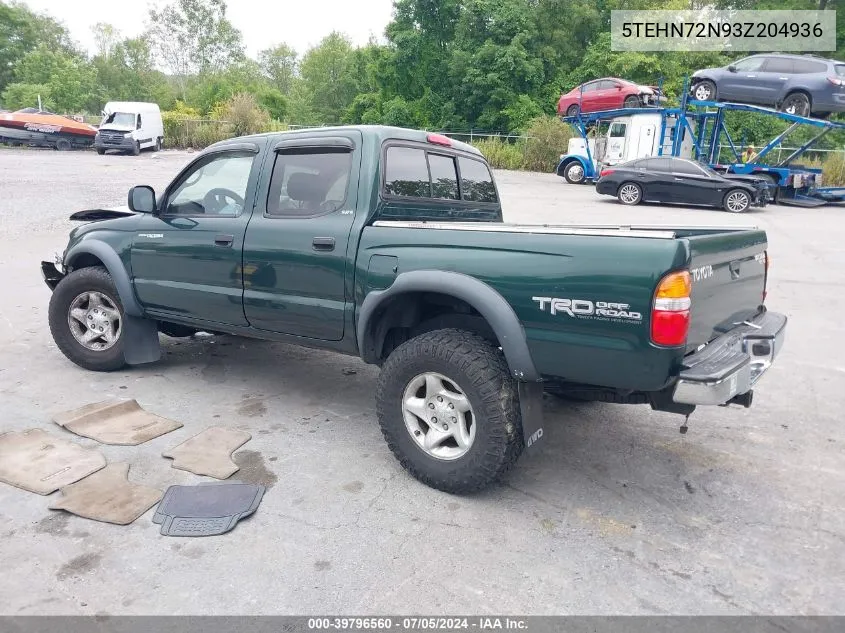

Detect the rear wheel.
xmin=617 ymin=182 xmax=642 ymax=205
xmin=693 ymin=80 xmax=716 ymax=101
xmin=375 ymin=329 xmax=524 ymax=494
xmin=623 ymin=95 xmax=641 ymax=108
xmin=723 ymin=188 xmax=751 ymax=213
xmin=55 ymin=139 xmax=72 ymax=151
xmin=154 ymin=137 xmax=163 ymax=152
xmin=563 ymin=161 xmax=586 ymax=184
xmin=566 ymin=104 xmax=580 ymax=117
xmin=48 ymin=267 xmax=127 ymax=372
xmin=781 ymin=92 xmax=811 ymax=117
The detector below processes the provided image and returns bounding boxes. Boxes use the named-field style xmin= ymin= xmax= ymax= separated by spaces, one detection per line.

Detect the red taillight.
xmin=827 ymin=76 xmax=845 ymax=87
xmin=427 ymin=133 xmax=452 ymax=147
xmin=651 ymin=271 xmax=691 ymax=346
xmin=599 ymin=168 xmax=615 ymax=178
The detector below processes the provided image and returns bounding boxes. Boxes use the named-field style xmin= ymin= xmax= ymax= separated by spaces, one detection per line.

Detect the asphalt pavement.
xmin=0 ymin=148 xmax=842 ymax=615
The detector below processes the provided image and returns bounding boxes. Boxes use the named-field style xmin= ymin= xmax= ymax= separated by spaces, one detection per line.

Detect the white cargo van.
xmin=94 ymin=102 xmax=164 ymax=156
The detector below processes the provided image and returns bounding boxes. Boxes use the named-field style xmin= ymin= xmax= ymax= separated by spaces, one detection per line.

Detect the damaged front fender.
xmin=41 ymin=261 xmax=65 ymax=291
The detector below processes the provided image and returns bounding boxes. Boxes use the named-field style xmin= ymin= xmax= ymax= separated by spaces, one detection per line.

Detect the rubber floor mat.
xmin=53 ymin=399 xmax=182 ymax=445
xmin=152 ymin=483 xmax=265 ymax=536
xmin=49 ymin=462 xmax=163 ymax=525
xmin=162 ymin=427 xmax=251 ymax=479
xmin=0 ymin=429 xmax=106 ymax=495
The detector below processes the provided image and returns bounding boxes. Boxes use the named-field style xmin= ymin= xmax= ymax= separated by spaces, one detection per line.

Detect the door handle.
xmin=214 ymin=234 xmax=234 ymax=247
xmin=312 ymin=237 xmax=335 ymax=251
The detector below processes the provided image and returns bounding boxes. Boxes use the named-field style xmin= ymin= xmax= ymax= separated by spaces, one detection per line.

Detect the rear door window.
xmin=644 ymin=157 xmax=675 ymax=172
xmin=266 ymin=149 xmax=352 ymax=217
xmin=458 ymin=157 xmax=498 ymax=203
xmin=384 ymin=147 xmax=431 ymax=198
xmin=763 ymin=57 xmax=795 ymax=74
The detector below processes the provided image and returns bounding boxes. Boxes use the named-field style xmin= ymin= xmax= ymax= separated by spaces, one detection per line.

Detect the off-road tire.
xmin=375 ymin=329 xmax=524 ymax=494
xmin=48 ymin=267 xmax=127 ymax=372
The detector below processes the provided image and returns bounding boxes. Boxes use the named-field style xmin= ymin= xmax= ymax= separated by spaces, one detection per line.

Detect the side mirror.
xmin=128 ymin=185 xmax=156 ymax=213
xmin=616 ymin=84 xmax=623 ymax=90
xmin=727 ymin=65 xmax=737 ymax=72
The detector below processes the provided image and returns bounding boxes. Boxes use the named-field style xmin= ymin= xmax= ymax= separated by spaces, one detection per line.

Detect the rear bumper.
xmin=673 ymin=310 xmax=787 ymax=406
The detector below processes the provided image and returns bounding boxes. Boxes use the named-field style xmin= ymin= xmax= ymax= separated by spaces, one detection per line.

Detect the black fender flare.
xmin=64 ymin=241 xmax=160 ymax=365
xmin=357 ymin=270 xmax=541 ymax=382
xmin=65 ymin=241 xmax=143 ymax=317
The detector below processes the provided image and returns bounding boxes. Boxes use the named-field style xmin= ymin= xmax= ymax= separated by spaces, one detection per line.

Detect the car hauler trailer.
xmin=557 ymin=88 xmax=845 ymax=206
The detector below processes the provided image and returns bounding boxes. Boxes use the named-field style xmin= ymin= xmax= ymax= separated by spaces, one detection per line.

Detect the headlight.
xmin=124 ymin=132 xmax=133 ymax=137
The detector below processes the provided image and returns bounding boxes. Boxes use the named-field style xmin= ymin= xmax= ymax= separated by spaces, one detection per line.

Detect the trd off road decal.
xmin=532 ymin=297 xmax=643 ymax=323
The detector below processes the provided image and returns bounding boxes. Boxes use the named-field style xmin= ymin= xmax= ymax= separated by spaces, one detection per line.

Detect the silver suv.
xmin=690 ymin=54 xmax=845 ymax=118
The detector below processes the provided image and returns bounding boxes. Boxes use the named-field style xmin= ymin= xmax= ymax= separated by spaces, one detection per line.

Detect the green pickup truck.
xmin=42 ymin=126 xmax=787 ymax=493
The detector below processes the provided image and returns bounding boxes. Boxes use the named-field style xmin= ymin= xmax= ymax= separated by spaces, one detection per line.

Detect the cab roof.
xmin=209 ymin=125 xmax=483 ymax=157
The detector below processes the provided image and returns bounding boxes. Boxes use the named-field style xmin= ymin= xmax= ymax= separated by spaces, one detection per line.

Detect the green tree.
xmin=299 ymin=32 xmax=360 ymax=124
xmin=3 ymin=45 xmax=97 ymax=112
xmin=147 ymin=0 xmax=245 ymax=99
xmin=92 ymin=37 xmax=175 ymax=110
xmin=0 ymin=1 xmax=75 ymax=94
xmin=259 ymin=43 xmax=298 ymax=95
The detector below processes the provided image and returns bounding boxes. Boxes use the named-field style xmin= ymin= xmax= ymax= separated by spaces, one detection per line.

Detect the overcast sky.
xmin=20 ymin=0 xmax=396 ymax=57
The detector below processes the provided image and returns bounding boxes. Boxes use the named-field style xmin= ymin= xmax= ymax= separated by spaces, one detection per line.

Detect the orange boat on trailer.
xmin=0 ymin=109 xmax=97 ymax=150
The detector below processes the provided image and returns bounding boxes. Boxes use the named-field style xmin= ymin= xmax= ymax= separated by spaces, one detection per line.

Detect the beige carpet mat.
xmin=162 ymin=427 xmax=251 ymax=479
xmin=53 ymin=399 xmax=183 ymax=445
xmin=49 ymin=462 xmax=163 ymax=525
xmin=0 ymin=429 xmax=106 ymax=495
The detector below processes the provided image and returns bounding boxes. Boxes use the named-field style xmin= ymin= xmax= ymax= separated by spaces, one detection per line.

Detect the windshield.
xmin=102 ymin=112 xmax=136 ymax=127
xmin=695 ymin=162 xmax=720 ymax=177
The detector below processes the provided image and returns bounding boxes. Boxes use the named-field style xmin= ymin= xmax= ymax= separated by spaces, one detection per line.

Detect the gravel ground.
xmin=0 ymin=147 xmax=843 ymax=615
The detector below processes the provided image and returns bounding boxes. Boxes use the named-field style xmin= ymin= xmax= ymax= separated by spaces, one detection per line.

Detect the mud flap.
xmin=518 ymin=381 xmax=545 ymax=451
xmin=123 ymin=315 xmax=161 ymax=365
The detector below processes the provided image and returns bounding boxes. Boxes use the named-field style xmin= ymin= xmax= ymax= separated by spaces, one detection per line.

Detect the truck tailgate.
xmin=685 ymin=229 xmax=768 ymax=351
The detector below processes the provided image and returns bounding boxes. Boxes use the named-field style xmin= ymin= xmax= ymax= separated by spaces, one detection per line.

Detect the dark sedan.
xmin=595 ymin=157 xmax=769 ymax=213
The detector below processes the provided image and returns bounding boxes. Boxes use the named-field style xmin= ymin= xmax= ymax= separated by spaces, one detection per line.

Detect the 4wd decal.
xmin=533 ymin=297 xmax=642 ymax=322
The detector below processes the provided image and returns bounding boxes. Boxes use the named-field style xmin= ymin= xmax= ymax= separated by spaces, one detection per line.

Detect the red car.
xmin=557 ymin=78 xmax=665 ymax=117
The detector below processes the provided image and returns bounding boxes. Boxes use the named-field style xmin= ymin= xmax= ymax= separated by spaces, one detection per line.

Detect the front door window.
xmin=164 ymin=152 xmax=255 ymax=217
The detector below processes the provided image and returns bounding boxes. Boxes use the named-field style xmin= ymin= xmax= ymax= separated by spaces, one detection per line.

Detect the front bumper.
xmin=41 ymin=261 xmax=65 ymax=290
xmin=94 ymin=134 xmax=135 ymax=150
xmin=673 ymin=310 xmax=787 ymax=406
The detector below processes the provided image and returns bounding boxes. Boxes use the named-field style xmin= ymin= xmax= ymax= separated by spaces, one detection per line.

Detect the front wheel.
xmin=131 ymin=141 xmax=140 ymax=156
xmin=723 ymin=188 xmax=751 ymax=213
xmin=623 ymin=95 xmax=641 ymax=108
xmin=48 ymin=267 xmax=127 ymax=372
xmin=563 ymin=161 xmax=586 ymax=184
xmin=692 ymin=80 xmax=717 ymax=101
xmin=375 ymin=329 xmax=524 ymax=494
xmin=618 ymin=182 xmax=642 ymax=205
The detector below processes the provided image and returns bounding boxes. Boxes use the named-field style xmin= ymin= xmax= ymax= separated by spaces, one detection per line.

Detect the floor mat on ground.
xmin=152 ymin=483 xmax=265 ymax=536
xmin=53 ymin=399 xmax=182 ymax=445
xmin=0 ymin=429 xmax=106 ymax=495
xmin=48 ymin=462 xmax=163 ymax=525
xmin=162 ymin=427 xmax=251 ymax=479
